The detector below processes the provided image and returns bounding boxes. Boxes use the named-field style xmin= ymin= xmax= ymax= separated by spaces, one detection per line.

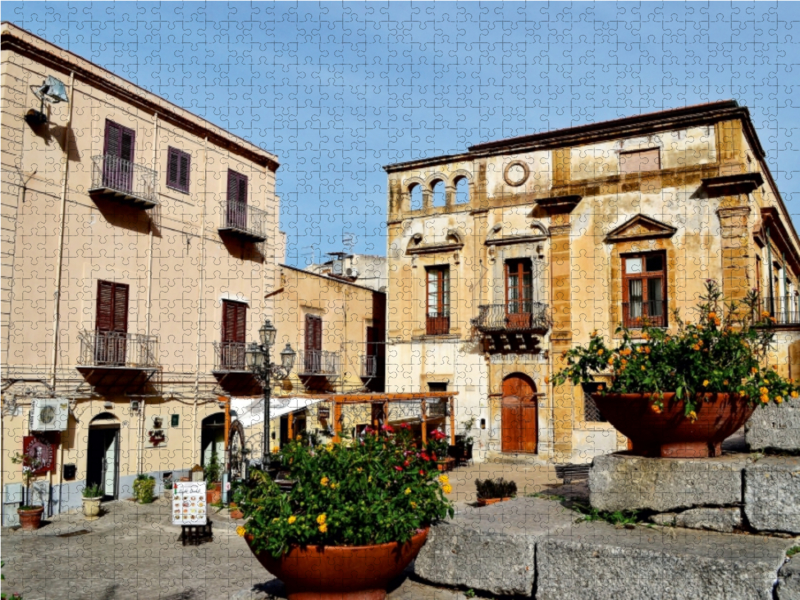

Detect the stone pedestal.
xmin=746 ymin=397 xmax=800 ymax=452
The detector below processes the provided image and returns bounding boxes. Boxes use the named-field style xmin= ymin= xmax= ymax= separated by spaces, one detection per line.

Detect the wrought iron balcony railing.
xmin=78 ymin=330 xmax=159 ymax=369
xmin=89 ymin=154 xmax=159 ymax=208
xmin=361 ymin=354 xmax=379 ymax=378
xmin=622 ymin=300 xmax=667 ymax=328
xmin=298 ymin=350 xmax=340 ymax=376
xmin=426 ymin=312 xmax=450 ymax=336
xmin=757 ymin=296 xmax=800 ymax=326
xmin=212 ymin=341 xmax=248 ymax=372
xmin=473 ymin=301 xmax=551 ymax=333
xmin=218 ymin=200 xmax=268 ymax=243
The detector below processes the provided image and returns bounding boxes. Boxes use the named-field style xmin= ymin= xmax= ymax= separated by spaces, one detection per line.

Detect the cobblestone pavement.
xmin=2 ymin=497 xmax=489 ymax=600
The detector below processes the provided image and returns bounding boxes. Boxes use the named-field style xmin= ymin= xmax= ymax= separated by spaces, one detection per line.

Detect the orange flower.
xmin=687 ymin=411 xmax=698 ymax=422
xmin=597 ymin=349 xmax=604 ymax=356
xmin=775 ymin=396 xmax=783 ymax=404
xmin=651 ymin=404 xmax=662 ymax=414
xmin=692 ymin=344 xmax=700 ymax=351
xmin=760 ymin=395 xmax=770 ymax=404
xmin=708 ymin=312 xmax=717 ymax=320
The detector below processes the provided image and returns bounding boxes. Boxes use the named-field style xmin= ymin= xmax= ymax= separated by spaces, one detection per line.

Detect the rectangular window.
xmin=428 ymin=382 xmax=448 ymax=392
xmin=221 ymin=300 xmax=247 ymax=369
xmin=103 ymin=120 xmax=136 ymax=192
xmin=95 ymin=280 xmax=129 ymax=366
xmin=619 ymin=148 xmax=661 ymax=175
xmin=226 ymin=170 xmax=249 ymax=230
xmin=622 ymin=252 xmax=666 ymax=328
xmin=426 ymin=266 xmax=450 ymax=335
xmin=304 ymin=315 xmax=323 ymax=373
xmin=166 ymin=147 xmax=191 ymax=193
xmin=505 ymin=258 xmax=533 ymax=329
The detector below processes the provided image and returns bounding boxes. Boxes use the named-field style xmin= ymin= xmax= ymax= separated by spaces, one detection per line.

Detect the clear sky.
xmin=4 ymin=2 xmax=799 ymax=266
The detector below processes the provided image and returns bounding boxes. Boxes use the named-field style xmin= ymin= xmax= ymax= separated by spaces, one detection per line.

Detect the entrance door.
xmin=87 ymin=427 xmax=120 ymax=500
xmin=501 ymin=374 xmax=538 ymax=454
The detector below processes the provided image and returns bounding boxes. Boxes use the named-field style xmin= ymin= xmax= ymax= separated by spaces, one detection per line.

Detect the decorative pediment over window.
xmin=406 ymin=229 xmax=464 ymax=255
xmin=485 ymin=221 xmax=548 ymax=246
xmin=604 ymin=214 xmax=677 ymax=244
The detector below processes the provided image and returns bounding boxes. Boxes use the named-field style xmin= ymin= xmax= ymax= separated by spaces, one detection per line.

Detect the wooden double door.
xmin=501 ymin=374 xmax=538 ymax=454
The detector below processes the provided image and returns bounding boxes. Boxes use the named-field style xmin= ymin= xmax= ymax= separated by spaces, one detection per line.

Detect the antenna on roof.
xmin=343 ymin=232 xmax=355 ymax=254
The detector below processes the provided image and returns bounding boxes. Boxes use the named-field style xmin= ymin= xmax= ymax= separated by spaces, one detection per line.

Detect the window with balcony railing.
xmin=426 ymin=266 xmax=450 ymax=335
xmin=622 ymin=252 xmax=666 ymax=328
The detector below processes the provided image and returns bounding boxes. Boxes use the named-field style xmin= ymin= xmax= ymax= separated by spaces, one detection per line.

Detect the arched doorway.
xmin=201 ymin=413 xmax=226 ymax=468
xmin=87 ymin=412 xmax=120 ymax=500
xmin=501 ymin=373 xmax=538 ymax=454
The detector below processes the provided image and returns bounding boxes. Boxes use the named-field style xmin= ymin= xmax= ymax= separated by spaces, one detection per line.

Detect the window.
xmin=432 ymin=180 xmax=446 ymax=207
xmin=304 ymin=315 xmax=323 ymax=373
xmin=428 ymin=382 xmax=448 ymax=392
xmin=103 ymin=120 xmax=136 ymax=191
xmin=426 ymin=266 xmax=450 ymax=335
xmin=505 ymin=259 xmax=533 ymax=328
xmin=455 ymin=177 xmax=470 ymax=204
xmin=95 ymin=280 xmax=129 ymax=365
xmin=409 ymin=183 xmax=423 ymax=211
xmin=622 ymin=252 xmax=666 ymax=328
xmin=619 ymin=148 xmax=660 ymax=175
xmin=581 ymin=383 xmax=607 ymax=422
xmin=221 ymin=300 xmax=247 ymax=369
xmin=166 ymin=147 xmax=191 ymax=193
xmin=226 ymin=170 xmax=249 ymax=230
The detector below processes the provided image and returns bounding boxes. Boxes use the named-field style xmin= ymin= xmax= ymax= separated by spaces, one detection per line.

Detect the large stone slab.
xmin=744 ymin=457 xmax=800 ymax=534
xmin=777 ymin=558 xmax=800 ymax=600
xmin=590 ymin=452 xmax=747 ymax=512
xmin=746 ymin=397 xmax=800 ymax=452
xmin=537 ymin=520 xmax=792 ymax=600
xmin=413 ymin=497 xmax=576 ymax=597
xmin=675 ymin=507 xmax=742 ymax=533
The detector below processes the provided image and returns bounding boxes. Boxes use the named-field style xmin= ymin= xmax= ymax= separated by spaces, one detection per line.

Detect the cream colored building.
xmin=1 ymin=23 xmax=282 ymax=519
xmin=384 ymin=101 xmax=800 ymax=464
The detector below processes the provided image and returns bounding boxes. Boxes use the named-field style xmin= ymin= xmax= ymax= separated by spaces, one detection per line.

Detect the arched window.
xmin=455 ymin=177 xmax=470 ymax=204
xmin=409 ymin=183 xmax=423 ymax=211
xmin=431 ymin=180 xmax=446 ymax=207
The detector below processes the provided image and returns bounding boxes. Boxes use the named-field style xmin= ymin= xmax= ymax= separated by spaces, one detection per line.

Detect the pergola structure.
xmin=327 ymin=392 xmax=458 ymax=445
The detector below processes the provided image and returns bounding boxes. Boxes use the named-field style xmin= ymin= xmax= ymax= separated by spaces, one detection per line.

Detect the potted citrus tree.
xmin=234 ymin=422 xmax=453 ymax=600
xmin=204 ymin=451 xmax=222 ymax=504
xmin=475 ymin=478 xmax=517 ymax=507
xmin=551 ymin=280 xmax=800 ymax=458
xmin=82 ymin=483 xmax=104 ymax=520
xmin=12 ymin=452 xmax=44 ymax=530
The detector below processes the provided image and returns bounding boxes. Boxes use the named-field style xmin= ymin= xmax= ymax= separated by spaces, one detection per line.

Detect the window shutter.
xmin=238 ymin=174 xmax=248 ymax=206
xmin=113 ymin=283 xmax=129 ymax=333
xmin=314 ymin=317 xmax=322 ymax=351
xmin=179 ymin=152 xmax=190 ymax=191
xmin=96 ymin=281 xmax=114 ymax=331
xmin=234 ymin=303 xmax=247 ymax=343
xmin=227 ymin=170 xmax=239 ymax=205
xmin=167 ymin=148 xmax=179 ymax=187
xmin=104 ymin=121 xmax=121 ymax=157
xmin=120 ymin=128 xmax=135 ymax=163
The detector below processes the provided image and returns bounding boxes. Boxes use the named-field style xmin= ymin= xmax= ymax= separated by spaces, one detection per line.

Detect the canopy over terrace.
xmin=328 ymin=392 xmax=458 ymax=445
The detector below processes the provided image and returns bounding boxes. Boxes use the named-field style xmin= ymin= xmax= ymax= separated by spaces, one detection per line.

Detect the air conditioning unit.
xmin=29 ymin=398 xmax=69 ymax=432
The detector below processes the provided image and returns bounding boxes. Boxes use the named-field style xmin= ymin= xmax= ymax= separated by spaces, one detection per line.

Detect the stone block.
xmin=537 ymin=521 xmax=790 ymax=600
xmin=777 ymin=559 xmax=800 ymax=600
xmin=675 ymin=507 xmax=742 ymax=533
xmin=650 ymin=512 xmax=676 ymax=526
xmin=744 ymin=457 xmax=800 ymax=534
xmin=746 ymin=397 xmax=800 ymax=452
xmin=590 ymin=453 xmax=747 ymax=512
xmin=413 ymin=497 xmax=575 ymax=597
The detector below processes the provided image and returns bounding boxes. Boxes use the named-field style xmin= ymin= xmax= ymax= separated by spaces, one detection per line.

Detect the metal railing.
xmin=78 ymin=330 xmax=158 ymax=368
xmin=212 ymin=341 xmax=248 ymax=371
xmin=219 ymin=200 xmax=268 ymax=241
xmin=426 ymin=313 xmax=450 ymax=336
xmin=361 ymin=354 xmax=379 ymax=378
xmin=622 ymin=301 xmax=667 ymax=328
xmin=757 ymin=296 xmax=800 ymax=326
xmin=473 ymin=301 xmax=551 ymax=333
xmin=90 ymin=155 xmax=158 ymax=205
xmin=298 ymin=350 xmax=340 ymax=376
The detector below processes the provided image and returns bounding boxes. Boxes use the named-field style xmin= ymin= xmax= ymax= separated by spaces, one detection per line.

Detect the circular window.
xmin=504 ymin=161 xmax=530 ymax=187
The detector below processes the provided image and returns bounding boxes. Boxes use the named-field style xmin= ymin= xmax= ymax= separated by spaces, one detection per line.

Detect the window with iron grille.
xmin=166 ymin=147 xmax=191 ymax=193
xmin=581 ymin=383 xmax=607 ymax=422
xmin=426 ymin=266 xmax=450 ymax=335
xmin=622 ymin=251 xmax=667 ymax=328
xmin=619 ymin=147 xmax=661 ymax=175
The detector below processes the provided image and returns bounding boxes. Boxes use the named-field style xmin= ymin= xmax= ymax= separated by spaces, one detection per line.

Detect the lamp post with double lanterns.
xmin=245 ymin=318 xmax=296 ymax=466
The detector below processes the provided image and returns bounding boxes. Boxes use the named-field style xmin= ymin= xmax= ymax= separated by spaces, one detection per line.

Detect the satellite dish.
xmin=25 ymin=75 xmax=69 ymax=127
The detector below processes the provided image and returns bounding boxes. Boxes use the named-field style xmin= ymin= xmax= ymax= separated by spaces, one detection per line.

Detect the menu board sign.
xmin=172 ymin=481 xmax=207 ymax=525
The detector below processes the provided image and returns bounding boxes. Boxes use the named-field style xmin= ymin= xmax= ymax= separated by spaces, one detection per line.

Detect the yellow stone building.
xmin=384 ymin=101 xmax=800 ymax=464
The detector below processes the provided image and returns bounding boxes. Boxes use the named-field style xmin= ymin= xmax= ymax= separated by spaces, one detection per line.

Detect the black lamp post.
xmin=245 ymin=318 xmax=295 ymax=466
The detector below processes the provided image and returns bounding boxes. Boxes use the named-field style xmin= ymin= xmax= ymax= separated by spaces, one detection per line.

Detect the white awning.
xmin=230 ymin=397 xmax=326 ymax=429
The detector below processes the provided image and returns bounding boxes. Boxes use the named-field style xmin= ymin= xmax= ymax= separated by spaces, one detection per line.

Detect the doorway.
xmin=87 ymin=413 xmax=120 ymax=500
xmin=201 ymin=413 xmax=225 ymax=468
xmin=501 ymin=373 xmax=538 ymax=454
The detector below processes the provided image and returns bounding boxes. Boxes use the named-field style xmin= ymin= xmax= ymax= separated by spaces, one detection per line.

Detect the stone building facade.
xmin=1 ymin=23 xmax=282 ymax=518
xmin=384 ymin=101 xmax=800 ymax=464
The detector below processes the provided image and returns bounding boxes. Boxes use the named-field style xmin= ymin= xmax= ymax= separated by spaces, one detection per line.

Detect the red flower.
xmin=403 ymin=460 xmax=410 ymax=468
xmin=419 ymin=470 xmax=426 ymax=476
xmin=398 ymin=423 xmax=411 ymax=430
xmin=364 ymin=426 xmax=374 ymax=434
xmin=381 ymin=424 xmax=395 ymax=433
xmin=420 ymin=452 xmax=431 ymax=461
xmin=394 ymin=465 xmax=403 ymax=472
xmin=431 ymin=453 xmax=438 ymax=462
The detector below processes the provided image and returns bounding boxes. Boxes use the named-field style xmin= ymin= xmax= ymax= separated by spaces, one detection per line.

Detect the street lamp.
xmin=245 ymin=318 xmax=295 ymax=466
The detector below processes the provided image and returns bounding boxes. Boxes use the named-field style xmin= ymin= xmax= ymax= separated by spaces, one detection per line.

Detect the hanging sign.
xmin=22 ymin=434 xmax=58 ymax=475
xmin=172 ymin=481 xmax=207 ymax=525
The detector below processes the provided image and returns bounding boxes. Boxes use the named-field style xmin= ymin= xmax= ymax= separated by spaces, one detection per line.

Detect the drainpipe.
xmin=50 ymin=71 xmax=76 ymax=393
xmin=193 ymin=137 xmax=209 ymax=464
xmin=767 ymin=227 xmax=774 ymax=315
xmin=146 ymin=114 xmax=157 ymax=339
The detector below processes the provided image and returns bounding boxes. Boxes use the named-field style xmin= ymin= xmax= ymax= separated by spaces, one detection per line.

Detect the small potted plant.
xmin=12 ymin=452 xmax=44 ymax=530
xmin=453 ymin=416 xmax=476 ymax=465
xmin=162 ymin=475 xmax=174 ymax=501
xmin=81 ymin=483 xmax=103 ymax=520
xmin=133 ymin=474 xmax=156 ymax=504
xmin=204 ymin=451 xmax=222 ymax=504
xmin=475 ymin=478 xmax=517 ymax=507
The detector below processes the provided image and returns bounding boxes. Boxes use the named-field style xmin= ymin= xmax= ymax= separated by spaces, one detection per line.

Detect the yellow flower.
xmin=326 ymin=443 xmax=334 ymax=452
xmin=320 ymin=477 xmax=329 ymax=487
xmin=687 ymin=411 xmax=698 ymax=422
xmin=288 ymin=516 xmax=296 ymax=524
xmin=723 ymin=380 xmax=729 ymax=386
xmin=608 ymin=357 xmax=615 ymax=365
xmin=641 ymin=366 xmax=646 ymax=371
xmin=236 ymin=526 xmax=246 ymax=537
xmin=319 ymin=523 xmax=328 ymax=533
xmin=357 ymin=467 xmax=363 ymax=473
xmin=708 ymin=312 xmax=717 ymax=320
xmin=272 ymin=446 xmax=280 ymax=453
xmin=410 ymin=501 xmax=418 ymax=509
xmin=442 ymin=484 xmax=452 ymax=494
xmin=296 ymin=434 xmax=302 ymax=441
xmin=651 ymin=404 xmax=662 ymax=414
xmin=316 ymin=513 xmax=327 ymax=525
xmin=597 ymin=349 xmax=604 ymax=356
xmin=330 ymin=482 xmax=338 ymax=490
xmin=368 ymin=475 xmax=372 ymax=483
xmin=405 ymin=488 xmax=411 ymax=495
xmin=791 ymin=391 xmax=799 ymax=399
xmin=702 ymin=380 xmax=709 ymax=387
xmin=759 ymin=387 xmax=769 ymax=396
xmin=775 ymin=396 xmax=783 ymax=404
xmin=438 ymin=474 xmax=449 ymax=484
xmin=760 ymin=395 xmax=770 ymax=404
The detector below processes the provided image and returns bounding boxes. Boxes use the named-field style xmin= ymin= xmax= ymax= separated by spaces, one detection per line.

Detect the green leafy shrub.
xmin=133 ymin=474 xmax=155 ymax=504
xmin=204 ymin=451 xmax=221 ymax=485
xmin=475 ymin=478 xmax=517 ymax=500
xmin=82 ymin=483 xmax=103 ymax=498
xmin=551 ymin=280 xmax=800 ymax=417
xmin=234 ymin=423 xmax=454 ymax=558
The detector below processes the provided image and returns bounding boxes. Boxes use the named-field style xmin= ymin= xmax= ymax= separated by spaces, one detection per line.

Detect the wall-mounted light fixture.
xmin=480 ymin=418 xmax=486 ymax=430
xmin=25 ymin=75 xmax=69 ymax=126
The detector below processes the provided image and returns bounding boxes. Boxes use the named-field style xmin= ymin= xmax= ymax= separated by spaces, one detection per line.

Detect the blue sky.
xmin=4 ymin=2 xmax=799 ymax=266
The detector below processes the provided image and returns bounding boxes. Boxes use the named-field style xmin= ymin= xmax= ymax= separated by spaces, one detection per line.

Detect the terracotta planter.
xmin=476 ymin=497 xmax=511 ymax=507
xmin=246 ymin=527 xmax=429 ymax=600
xmin=592 ymin=392 xmax=755 ymax=458
xmin=206 ymin=483 xmax=222 ymax=505
xmin=229 ymin=503 xmax=243 ymax=519
xmin=18 ymin=506 xmax=44 ymax=530
xmin=82 ymin=497 xmax=102 ymax=520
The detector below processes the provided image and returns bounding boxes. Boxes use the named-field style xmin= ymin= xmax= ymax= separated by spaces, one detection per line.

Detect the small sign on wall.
xmin=146 ymin=415 xmax=167 ymax=448
xmin=22 ymin=435 xmax=58 ymax=475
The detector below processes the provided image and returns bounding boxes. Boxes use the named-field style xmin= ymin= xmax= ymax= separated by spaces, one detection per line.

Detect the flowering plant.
xmin=551 ymin=280 xmax=800 ymax=418
xmin=11 ymin=452 xmax=43 ymax=509
xmin=426 ymin=429 xmax=449 ymax=462
xmin=233 ymin=424 xmax=454 ymax=558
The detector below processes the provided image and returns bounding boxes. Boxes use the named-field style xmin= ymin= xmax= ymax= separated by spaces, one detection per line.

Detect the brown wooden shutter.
xmin=168 ymin=148 xmax=179 ymax=187
xmin=96 ymin=281 xmax=114 ymax=332
xmin=234 ymin=302 xmax=247 ymax=343
xmin=222 ymin=300 xmax=246 ymax=343
xmin=113 ymin=283 xmax=129 ymax=333
xmin=120 ymin=128 xmax=134 ymax=163
xmin=179 ymin=152 xmax=190 ymax=191
xmin=238 ymin=174 xmax=248 ymax=206
xmin=227 ymin=170 xmax=240 ymax=204
xmin=104 ymin=121 xmax=120 ymax=157
xmin=304 ymin=315 xmax=322 ymax=352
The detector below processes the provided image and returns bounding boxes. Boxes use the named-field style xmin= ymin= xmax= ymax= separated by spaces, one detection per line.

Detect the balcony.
xmin=297 ymin=350 xmax=340 ymax=392
xmin=622 ymin=301 xmax=667 ymax=329
xmin=756 ymin=296 xmax=800 ymax=327
xmin=76 ymin=330 xmax=159 ymax=391
xmin=426 ymin=313 xmax=450 ymax=336
xmin=89 ymin=155 xmax=158 ymax=209
xmin=472 ymin=302 xmax=550 ymax=353
xmin=218 ymin=200 xmax=268 ymax=243
xmin=211 ymin=342 xmax=261 ymax=395
xmin=361 ymin=355 xmax=379 ymax=378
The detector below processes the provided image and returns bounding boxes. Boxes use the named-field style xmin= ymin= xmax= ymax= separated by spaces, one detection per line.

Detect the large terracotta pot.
xmin=592 ymin=392 xmax=754 ymax=458
xmin=18 ymin=506 xmax=44 ymax=530
xmin=246 ymin=527 xmax=429 ymax=600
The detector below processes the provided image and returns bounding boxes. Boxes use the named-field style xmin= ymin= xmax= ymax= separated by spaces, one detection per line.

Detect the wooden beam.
xmin=449 ymin=396 xmax=456 ymax=445
xmin=333 ymin=397 xmax=342 ymax=443
xmin=383 ymin=401 xmax=389 ymax=427
xmin=421 ymin=399 xmax=427 ymax=445
xmin=287 ymin=412 xmax=294 ymax=443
